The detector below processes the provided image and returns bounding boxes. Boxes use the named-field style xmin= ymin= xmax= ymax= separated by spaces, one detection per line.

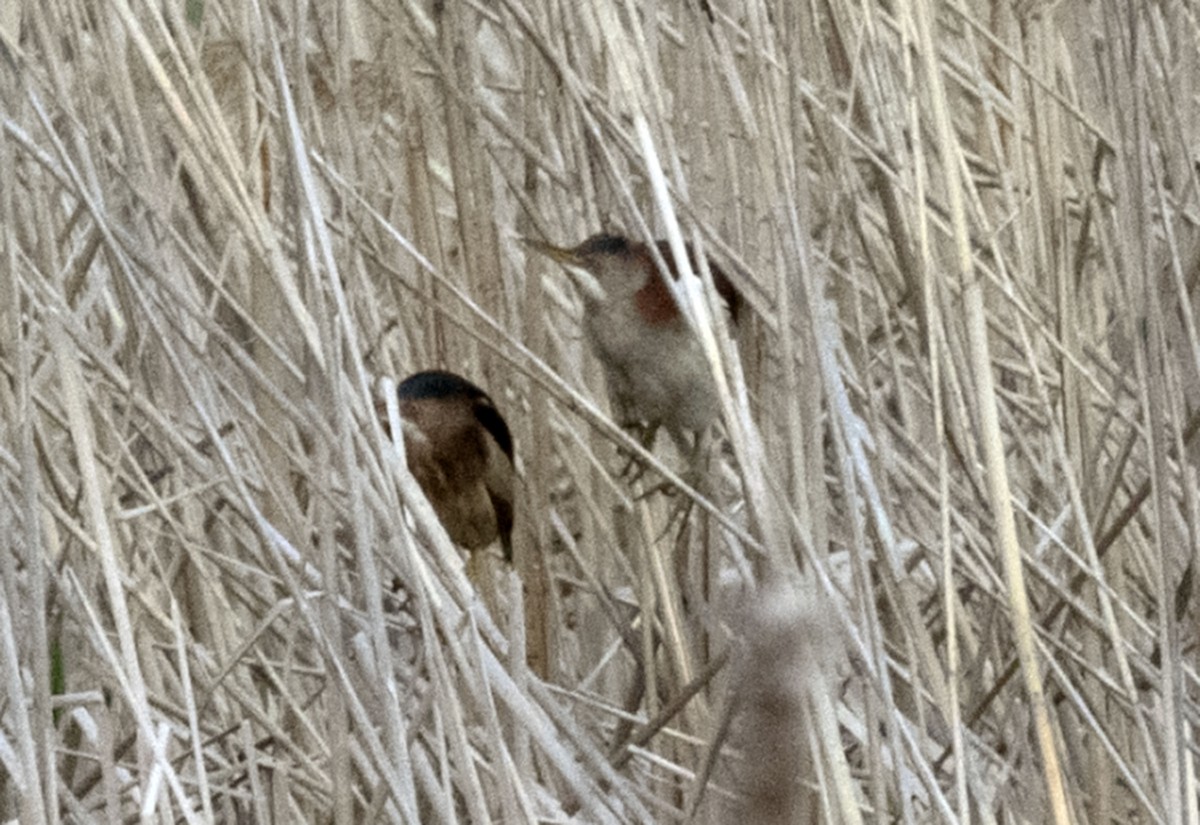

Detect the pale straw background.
xmin=0 ymin=1 xmax=1196 ymax=823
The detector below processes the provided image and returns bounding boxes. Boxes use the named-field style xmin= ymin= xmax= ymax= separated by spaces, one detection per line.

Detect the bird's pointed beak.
xmin=521 ymin=237 xmax=581 ymax=265
xmin=521 ymin=237 xmax=607 ymax=304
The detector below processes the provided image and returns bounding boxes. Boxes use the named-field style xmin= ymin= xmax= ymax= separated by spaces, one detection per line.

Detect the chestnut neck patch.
xmin=634 ymin=273 xmax=681 ymax=326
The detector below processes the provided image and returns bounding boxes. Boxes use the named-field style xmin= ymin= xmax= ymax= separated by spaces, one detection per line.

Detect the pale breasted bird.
xmin=524 ymin=233 xmax=741 ymax=450
xmin=390 ymin=370 xmax=516 ymax=561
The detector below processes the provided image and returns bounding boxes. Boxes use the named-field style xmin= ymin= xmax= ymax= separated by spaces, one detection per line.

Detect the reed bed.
xmin=1 ymin=0 xmax=1197 ymax=822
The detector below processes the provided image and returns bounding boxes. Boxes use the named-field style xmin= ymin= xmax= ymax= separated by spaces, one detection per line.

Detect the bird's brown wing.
xmin=474 ymin=398 xmax=516 ymax=562
xmin=654 ymin=240 xmax=742 ymax=323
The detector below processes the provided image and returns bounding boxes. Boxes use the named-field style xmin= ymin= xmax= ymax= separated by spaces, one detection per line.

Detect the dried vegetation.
xmin=0 ymin=0 xmax=1197 ymax=822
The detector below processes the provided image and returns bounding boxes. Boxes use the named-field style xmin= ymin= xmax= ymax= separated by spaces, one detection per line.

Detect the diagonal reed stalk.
xmin=0 ymin=0 xmax=1197 ymax=822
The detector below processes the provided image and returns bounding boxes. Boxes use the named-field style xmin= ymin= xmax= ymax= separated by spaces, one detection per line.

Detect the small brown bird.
xmin=525 ymin=233 xmax=741 ymax=449
xmin=391 ymin=370 xmax=515 ymax=561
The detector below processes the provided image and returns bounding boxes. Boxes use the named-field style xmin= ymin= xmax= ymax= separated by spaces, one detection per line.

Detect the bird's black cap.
xmin=398 ymin=370 xmax=487 ymax=402
xmin=397 ymin=370 xmax=514 ymax=460
xmin=578 ymin=233 xmax=631 ymax=256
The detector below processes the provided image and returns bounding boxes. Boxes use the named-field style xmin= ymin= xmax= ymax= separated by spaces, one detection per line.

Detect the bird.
xmin=524 ymin=232 xmax=741 ymax=453
xmin=387 ymin=370 xmax=516 ymax=561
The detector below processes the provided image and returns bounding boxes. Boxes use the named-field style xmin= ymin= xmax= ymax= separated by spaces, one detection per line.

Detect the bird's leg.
xmin=614 ymin=419 xmax=660 ymax=482
xmin=670 ymin=426 xmax=706 ymax=475
xmin=633 ymin=426 xmax=706 ymax=505
xmin=607 ymin=652 xmax=647 ymax=760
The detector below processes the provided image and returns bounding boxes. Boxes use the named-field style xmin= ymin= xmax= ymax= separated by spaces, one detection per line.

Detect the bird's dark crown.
xmin=397 ymin=370 xmax=513 ymax=460
xmin=577 ymin=233 xmax=632 ymax=257
xmin=398 ymin=370 xmax=488 ymax=402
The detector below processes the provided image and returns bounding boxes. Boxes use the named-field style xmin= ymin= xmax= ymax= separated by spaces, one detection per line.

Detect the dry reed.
xmin=1 ymin=0 xmax=1197 ymax=822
